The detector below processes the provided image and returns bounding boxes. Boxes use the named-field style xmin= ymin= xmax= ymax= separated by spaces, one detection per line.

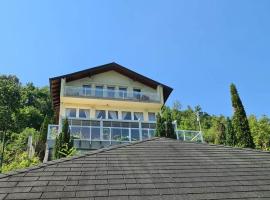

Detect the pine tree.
xmin=230 ymin=83 xmax=254 ymax=148
xmin=155 ymin=113 xmax=165 ymax=137
xmin=225 ymin=117 xmax=236 ymax=146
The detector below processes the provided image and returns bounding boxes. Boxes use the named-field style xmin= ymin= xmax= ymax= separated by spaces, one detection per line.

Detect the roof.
xmin=1 ymin=138 xmax=270 ymax=199
xmin=49 ymin=62 xmax=173 ymax=111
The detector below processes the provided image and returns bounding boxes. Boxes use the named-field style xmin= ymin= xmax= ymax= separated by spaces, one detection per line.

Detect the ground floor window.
xmin=96 ymin=110 xmax=106 ymax=119
xmin=79 ymin=109 xmax=90 ymax=118
xmin=66 ymin=108 xmax=76 ymax=118
xmin=148 ymin=112 xmax=156 ymax=121
xmin=122 ymin=111 xmax=132 ymax=120
xmin=134 ymin=112 xmax=144 ymax=121
xmin=108 ymin=110 xmax=118 ymax=120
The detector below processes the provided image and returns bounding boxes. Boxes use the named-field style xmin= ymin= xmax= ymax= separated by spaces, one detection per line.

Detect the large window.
xmin=96 ymin=110 xmax=106 ymax=119
xmin=95 ymin=85 xmax=103 ymax=97
xmin=83 ymin=85 xmax=91 ymax=96
xmin=133 ymin=88 xmax=141 ymax=100
xmin=107 ymin=86 xmax=115 ymax=98
xmin=108 ymin=111 xmax=118 ymax=120
xmin=134 ymin=112 xmax=144 ymax=121
xmin=66 ymin=108 xmax=76 ymax=118
xmin=148 ymin=112 xmax=156 ymax=121
xmin=122 ymin=111 xmax=131 ymax=120
xmin=119 ymin=87 xmax=127 ymax=98
xmin=79 ymin=109 xmax=90 ymax=119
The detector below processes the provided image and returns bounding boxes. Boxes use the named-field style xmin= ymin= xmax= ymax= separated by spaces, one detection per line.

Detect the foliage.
xmin=0 ymin=75 xmax=21 ymax=135
xmin=0 ymin=75 xmax=54 ymax=172
xmin=249 ymin=115 xmax=270 ymax=150
xmin=2 ymin=152 xmax=40 ymax=173
xmin=36 ymin=116 xmax=50 ymax=161
xmin=230 ymin=83 xmax=254 ymax=148
xmin=226 ymin=117 xmax=236 ymax=146
xmin=58 ymin=143 xmax=77 ymax=158
xmin=53 ymin=118 xmax=75 ymax=159
xmin=155 ymin=112 xmax=165 ymax=137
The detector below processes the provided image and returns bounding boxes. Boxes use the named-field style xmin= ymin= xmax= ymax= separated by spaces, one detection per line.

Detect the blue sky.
xmin=0 ymin=0 xmax=269 ymax=116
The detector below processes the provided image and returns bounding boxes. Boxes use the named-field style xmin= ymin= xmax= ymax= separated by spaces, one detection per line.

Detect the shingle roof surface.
xmin=1 ymin=138 xmax=270 ymax=199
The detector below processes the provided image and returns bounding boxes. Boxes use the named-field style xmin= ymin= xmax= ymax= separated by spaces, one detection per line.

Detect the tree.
xmin=36 ymin=116 xmax=50 ymax=160
xmin=225 ymin=117 xmax=236 ymax=146
xmin=155 ymin=112 xmax=165 ymax=137
xmin=0 ymin=75 xmax=21 ymax=172
xmin=53 ymin=118 xmax=74 ymax=159
xmin=164 ymin=111 xmax=176 ymax=139
xmin=230 ymin=83 xmax=254 ymax=148
xmin=215 ymin=119 xmax=226 ymax=145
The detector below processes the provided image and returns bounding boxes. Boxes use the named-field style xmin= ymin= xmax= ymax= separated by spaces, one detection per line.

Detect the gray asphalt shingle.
xmin=1 ymin=138 xmax=270 ymax=199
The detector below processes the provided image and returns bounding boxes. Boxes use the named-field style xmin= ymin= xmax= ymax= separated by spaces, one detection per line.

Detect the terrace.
xmin=63 ymin=85 xmax=161 ymax=103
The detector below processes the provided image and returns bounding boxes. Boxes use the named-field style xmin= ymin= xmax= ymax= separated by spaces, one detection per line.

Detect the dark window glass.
xmin=83 ymin=85 xmax=91 ymax=96
xmin=119 ymin=87 xmax=127 ymax=98
xmin=122 ymin=111 xmax=131 ymax=120
xmin=107 ymin=86 xmax=115 ymax=98
xmin=96 ymin=110 xmax=106 ymax=119
xmin=95 ymin=86 xmax=103 ymax=97
xmin=148 ymin=112 xmax=156 ymax=121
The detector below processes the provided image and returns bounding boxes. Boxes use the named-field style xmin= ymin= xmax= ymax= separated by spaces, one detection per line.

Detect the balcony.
xmin=63 ymin=86 xmax=161 ymax=103
xmin=47 ymin=119 xmax=156 ymax=150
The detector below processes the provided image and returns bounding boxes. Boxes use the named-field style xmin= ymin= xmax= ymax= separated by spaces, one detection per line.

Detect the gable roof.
xmin=49 ymin=62 xmax=173 ymax=111
xmin=1 ymin=138 xmax=270 ymax=199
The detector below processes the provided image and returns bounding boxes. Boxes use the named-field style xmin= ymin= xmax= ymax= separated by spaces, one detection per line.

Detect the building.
xmin=1 ymin=138 xmax=270 ymax=199
xmin=47 ymin=63 xmax=173 ymax=150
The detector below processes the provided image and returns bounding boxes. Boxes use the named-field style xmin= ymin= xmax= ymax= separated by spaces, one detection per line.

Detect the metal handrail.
xmin=63 ymin=86 xmax=161 ymax=103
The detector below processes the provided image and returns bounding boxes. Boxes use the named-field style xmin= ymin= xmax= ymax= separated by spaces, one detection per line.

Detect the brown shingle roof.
xmin=1 ymin=138 xmax=270 ymax=199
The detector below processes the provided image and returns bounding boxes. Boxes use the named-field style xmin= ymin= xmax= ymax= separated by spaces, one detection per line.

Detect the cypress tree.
xmin=36 ymin=116 xmax=50 ymax=160
xmin=225 ymin=117 xmax=236 ymax=146
xmin=230 ymin=83 xmax=254 ymax=148
xmin=215 ymin=120 xmax=226 ymax=145
xmin=62 ymin=118 xmax=71 ymax=146
xmin=156 ymin=113 xmax=165 ymax=137
xmin=164 ymin=112 xmax=176 ymax=139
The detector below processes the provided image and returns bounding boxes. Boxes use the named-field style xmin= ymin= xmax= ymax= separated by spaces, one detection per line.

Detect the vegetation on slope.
xmin=0 ymin=75 xmax=270 ymax=173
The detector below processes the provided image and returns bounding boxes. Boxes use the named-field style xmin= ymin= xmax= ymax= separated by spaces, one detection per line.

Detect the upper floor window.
xmin=133 ymin=88 xmax=141 ymax=100
xmin=107 ymin=86 xmax=115 ymax=98
xmin=122 ymin=111 xmax=131 ymax=120
xmin=148 ymin=112 xmax=156 ymax=121
xmin=79 ymin=109 xmax=90 ymax=119
xmin=66 ymin=108 xmax=76 ymax=118
xmin=83 ymin=85 xmax=91 ymax=96
xmin=134 ymin=112 xmax=144 ymax=121
xmin=95 ymin=85 xmax=103 ymax=97
xmin=108 ymin=110 xmax=118 ymax=120
xmin=96 ymin=110 xmax=106 ymax=119
xmin=119 ymin=87 xmax=127 ymax=98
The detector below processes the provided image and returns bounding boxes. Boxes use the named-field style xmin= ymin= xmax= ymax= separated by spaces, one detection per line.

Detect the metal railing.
xmin=47 ymin=118 xmax=156 ymax=149
xmin=63 ymin=86 xmax=161 ymax=103
xmin=176 ymin=130 xmax=204 ymax=143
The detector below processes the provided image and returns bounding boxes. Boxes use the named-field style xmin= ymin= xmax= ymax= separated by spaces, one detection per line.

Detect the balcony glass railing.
xmin=63 ymin=86 xmax=161 ymax=103
xmin=47 ymin=119 xmax=156 ymax=149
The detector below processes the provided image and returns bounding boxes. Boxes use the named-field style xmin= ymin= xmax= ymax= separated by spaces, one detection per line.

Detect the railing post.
xmin=100 ymin=119 xmax=103 ymax=141
xmin=139 ymin=121 xmax=142 ymax=141
xmin=176 ymin=130 xmax=179 ymax=140
xmin=200 ymin=131 xmax=204 ymax=143
xmin=183 ymin=131 xmax=186 ymax=141
xmin=129 ymin=128 xmax=131 ymax=142
xmin=109 ymin=127 xmax=112 ymax=145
